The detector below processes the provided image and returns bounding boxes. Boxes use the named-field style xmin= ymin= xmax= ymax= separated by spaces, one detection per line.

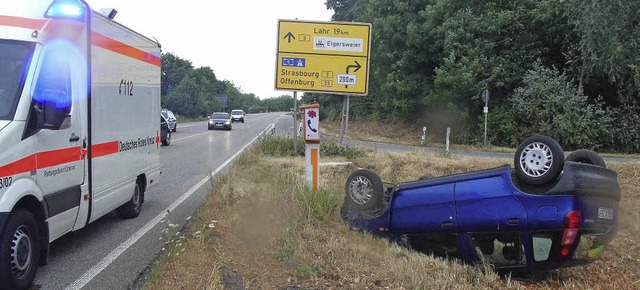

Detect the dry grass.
xmin=144 ymin=138 xmax=640 ymax=290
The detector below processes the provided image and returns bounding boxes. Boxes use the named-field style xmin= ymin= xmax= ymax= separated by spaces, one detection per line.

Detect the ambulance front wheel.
xmin=0 ymin=208 xmax=40 ymax=290
xmin=117 ymin=182 xmax=143 ymax=219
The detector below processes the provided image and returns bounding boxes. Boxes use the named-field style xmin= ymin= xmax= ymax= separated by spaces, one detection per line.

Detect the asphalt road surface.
xmin=33 ymin=112 xmax=293 ymax=290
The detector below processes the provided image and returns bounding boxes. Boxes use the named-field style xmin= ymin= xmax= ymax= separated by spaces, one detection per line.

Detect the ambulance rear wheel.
xmin=0 ymin=208 xmax=40 ymax=290
xmin=117 ymin=182 xmax=142 ymax=219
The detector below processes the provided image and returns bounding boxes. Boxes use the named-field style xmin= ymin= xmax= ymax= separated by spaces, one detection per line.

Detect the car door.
xmin=27 ymin=44 xmax=86 ymax=240
xmin=454 ymin=176 xmax=529 ymax=266
xmin=390 ymin=183 xmax=465 ymax=259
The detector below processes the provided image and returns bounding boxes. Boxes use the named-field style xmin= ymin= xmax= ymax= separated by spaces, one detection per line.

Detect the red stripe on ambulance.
xmin=0 ymin=15 xmax=46 ymax=29
xmin=0 ymin=142 xmax=120 ymax=177
xmin=91 ymin=32 xmax=161 ymax=67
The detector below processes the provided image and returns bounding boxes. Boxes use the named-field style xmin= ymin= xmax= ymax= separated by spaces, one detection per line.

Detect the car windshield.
xmin=211 ymin=113 xmax=228 ymax=119
xmin=161 ymin=111 xmax=168 ymax=118
xmin=231 ymin=110 xmax=243 ymax=115
xmin=0 ymin=40 xmax=33 ymax=121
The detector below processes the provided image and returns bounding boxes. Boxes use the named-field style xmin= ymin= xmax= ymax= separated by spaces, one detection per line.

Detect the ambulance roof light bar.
xmin=45 ymin=0 xmax=87 ymax=21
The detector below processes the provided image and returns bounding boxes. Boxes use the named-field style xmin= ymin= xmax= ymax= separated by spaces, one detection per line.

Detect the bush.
xmin=511 ymin=62 xmax=611 ymax=150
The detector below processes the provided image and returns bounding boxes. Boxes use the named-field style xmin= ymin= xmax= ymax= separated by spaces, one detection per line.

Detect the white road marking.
xmin=66 ymin=116 xmax=282 ymax=290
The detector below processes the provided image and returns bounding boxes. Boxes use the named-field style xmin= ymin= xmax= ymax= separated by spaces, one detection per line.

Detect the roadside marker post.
xmin=300 ymin=104 xmax=320 ymax=192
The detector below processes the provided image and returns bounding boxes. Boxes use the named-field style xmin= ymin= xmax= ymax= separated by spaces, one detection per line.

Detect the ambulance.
xmin=0 ymin=0 xmax=162 ymax=288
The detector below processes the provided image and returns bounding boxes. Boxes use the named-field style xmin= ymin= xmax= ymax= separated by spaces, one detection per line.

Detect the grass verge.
xmin=143 ymin=135 xmax=640 ymax=289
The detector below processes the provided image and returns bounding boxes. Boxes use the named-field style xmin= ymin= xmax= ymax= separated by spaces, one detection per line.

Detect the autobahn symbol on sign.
xmin=275 ymin=19 xmax=372 ymax=95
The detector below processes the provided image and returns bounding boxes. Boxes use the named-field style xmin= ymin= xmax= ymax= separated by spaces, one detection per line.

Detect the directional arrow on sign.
xmin=345 ymin=61 xmax=361 ymax=73
xmin=343 ymin=61 xmax=362 ymax=88
xmin=284 ymin=32 xmax=295 ymax=43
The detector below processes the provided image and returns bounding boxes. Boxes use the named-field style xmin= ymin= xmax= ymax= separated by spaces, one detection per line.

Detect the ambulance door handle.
xmin=69 ymin=133 xmax=80 ymax=142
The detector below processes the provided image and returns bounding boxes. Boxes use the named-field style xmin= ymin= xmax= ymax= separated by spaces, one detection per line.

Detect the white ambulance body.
xmin=0 ymin=0 xmax=161 ymax=288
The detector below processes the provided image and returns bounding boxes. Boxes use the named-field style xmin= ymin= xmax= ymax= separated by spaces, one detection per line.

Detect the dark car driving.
xmin=161 ymin=108 xmax=177 ymax=132
xmin=160 ymin=114 xmax=171 ymax=146
xmin=208 ymin=112 xmax=232 ymax=130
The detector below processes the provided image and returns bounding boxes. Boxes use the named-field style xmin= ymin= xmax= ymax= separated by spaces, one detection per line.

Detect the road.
xmin=338 ymin=139 xmax=640 ymax=164
xmin=32 ymin=112 xmax=293 ymax=290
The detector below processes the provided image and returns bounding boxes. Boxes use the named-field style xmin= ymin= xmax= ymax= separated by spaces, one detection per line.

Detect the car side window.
xmin=469 ymin=232 xmax=526 ymax=266
xmin=26 ymin=48 xmax=72 ymax=137
xmin=403 ymin=233 xmax=465 ymax=261
xmin=531 ymin=232 xmax=555 ymax=262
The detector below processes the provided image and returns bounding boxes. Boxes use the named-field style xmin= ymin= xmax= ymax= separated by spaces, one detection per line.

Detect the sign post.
xmin=300 ymin=104 xmax=320 ymax=192
xmin=275 ymin=19 xmax=371 ymax=190
xmin=482 ymin=89 xmax=490 ymax=146
xmin=293 ymin=91 xmax=298 ymax=153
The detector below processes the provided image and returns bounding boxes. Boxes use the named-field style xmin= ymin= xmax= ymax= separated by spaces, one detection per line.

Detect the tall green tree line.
xmin=160 ymin=52 xmax=294 ymax=117
xmin=306 ymin=0 xmax=639 ymax=152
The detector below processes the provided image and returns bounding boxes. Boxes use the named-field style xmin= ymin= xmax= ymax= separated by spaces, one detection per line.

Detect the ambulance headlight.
xmin=45 ymin=0 xmax=87 ymax=20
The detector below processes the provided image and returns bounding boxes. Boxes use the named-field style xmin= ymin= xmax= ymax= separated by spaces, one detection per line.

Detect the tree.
xmin=161 ymin=53 xmax=193 ymax=107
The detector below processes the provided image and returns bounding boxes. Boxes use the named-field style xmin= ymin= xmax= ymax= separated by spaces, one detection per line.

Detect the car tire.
xmin=162 ymin=131 xmax=171 ymax=146
xmin=566 ymin=149 xmax=606 ymax=168
xmin=116 ymin=182 xmax=143 ymax=219
xmin=514 ymin=135 xmax=564 ymax=185
xmin=0 ymin=208 xmax=40 ymax=290
xmin=344 ymin=169 xmax=384 ymax=212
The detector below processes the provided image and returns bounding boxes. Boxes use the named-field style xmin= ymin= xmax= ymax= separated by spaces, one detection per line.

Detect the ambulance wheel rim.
xmin=10 ymin=225 xmax=33 ymax=278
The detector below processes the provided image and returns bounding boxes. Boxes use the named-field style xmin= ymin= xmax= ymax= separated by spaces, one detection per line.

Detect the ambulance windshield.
xmin=0 ymin=40 xmax=33 ymax=121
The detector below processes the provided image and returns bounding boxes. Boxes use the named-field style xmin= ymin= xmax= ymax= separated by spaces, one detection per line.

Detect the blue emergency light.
xmin=45 ymin=0 xmax=86 ymax=20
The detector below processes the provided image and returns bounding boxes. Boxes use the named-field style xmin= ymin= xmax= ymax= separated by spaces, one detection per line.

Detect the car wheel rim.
xmin=10 ymin=225 xmax=33 ymax=278
xmin=519 ymin=142 xmax=553 ymax=178
xmin=348 ymin=175 xmax=373 ymax=205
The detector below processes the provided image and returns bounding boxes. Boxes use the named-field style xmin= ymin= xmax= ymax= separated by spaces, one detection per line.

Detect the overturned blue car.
xmin=341 ymin=135 xmax=620 ymax=273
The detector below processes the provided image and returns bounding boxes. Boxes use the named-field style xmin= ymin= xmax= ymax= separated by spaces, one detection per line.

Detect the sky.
xmin=85 ymin=0 xmax=334 ymax=99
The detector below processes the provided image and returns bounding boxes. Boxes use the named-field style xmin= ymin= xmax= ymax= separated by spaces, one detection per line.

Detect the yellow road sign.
xmin=276 ymin=53 xmax=368 ymax=94
xmin=275 ymin=19 xmax=372 ymax=95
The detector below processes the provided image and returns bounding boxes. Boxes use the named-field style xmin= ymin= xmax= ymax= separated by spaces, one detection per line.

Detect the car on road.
xmin=160 ymin=114 xmax=171 ymax=146
xmin=208 ymin=112 xmax=232 ymax=130
xmin=342 ymin=135 xmax=620 ymax=273
xmin=161 ymin=108 xmax=177 ymax=132
xmin=230 ymin=109 xmax=245 ymax=123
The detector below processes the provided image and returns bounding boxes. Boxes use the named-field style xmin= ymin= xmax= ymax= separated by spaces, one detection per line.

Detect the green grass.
xmin=259 ymin=134 xmax=365 ymax=158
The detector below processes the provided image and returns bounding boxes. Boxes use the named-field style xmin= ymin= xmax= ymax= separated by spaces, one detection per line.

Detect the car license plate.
xmin=597 ymin=207 xmax=614 ymax=220
xmin=215 ymin=124 xmax=222 ymax=127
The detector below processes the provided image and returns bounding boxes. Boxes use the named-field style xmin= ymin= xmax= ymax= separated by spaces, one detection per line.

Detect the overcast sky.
xmin=85 ymin=0 xmax=334 ymax=99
